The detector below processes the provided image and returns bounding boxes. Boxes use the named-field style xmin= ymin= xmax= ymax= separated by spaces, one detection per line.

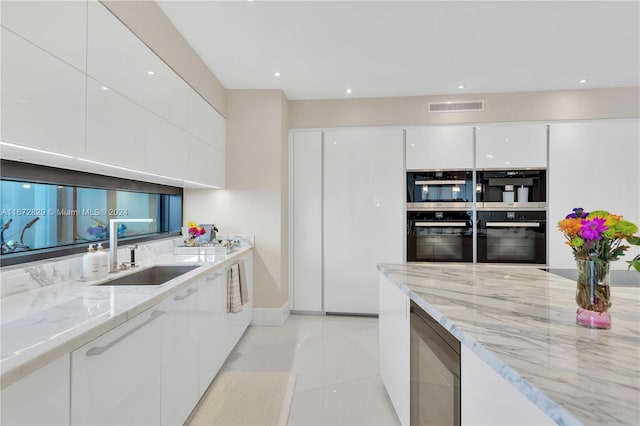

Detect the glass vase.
xmin=575 ymin=260 xmax=612 ymax=329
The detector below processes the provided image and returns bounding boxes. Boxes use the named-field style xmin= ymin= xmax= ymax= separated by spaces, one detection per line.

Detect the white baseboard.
xmin=251 ymin=300 xmax=291 ymax=326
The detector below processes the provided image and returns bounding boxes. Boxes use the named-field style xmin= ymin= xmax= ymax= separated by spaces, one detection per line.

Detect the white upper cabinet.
xmin=476 ymin=123 xmax=547 ymax=169
xmin=144 ymin=111 xmax=189 ymax=181
xmin=1 ymin=28 xmax=85 ymax=156
xmin=188 ymin=136 xmax=225 ymax=188
xmin=406 ymin=126 xmax=474 ymax=170
xmin=188 ymin=91 xmax=227 ymax=153
xmin=1 ymin=0 xmax=87 ymax=72
xmin=87 ymin=1 xmax=190 ymax=131
xmin=86 ymin=77 xmax=147 ymax=170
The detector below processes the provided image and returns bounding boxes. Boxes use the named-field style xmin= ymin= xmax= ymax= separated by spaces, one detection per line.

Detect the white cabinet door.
xmin=0 ymin=355 xmax=70 ymax=426
xmin=323 ymin=128 xmax=404 ymax=314
xmin=406 ymin=126 xmax=474 ymax=170
xmin=85 ymin=76 xmax=146 ymax=169
xmin=291 ymin=131 xmax=323 ymax=312
xmin=1 ymin=28 xmax=85 ymax=157
xmin=144 ymin=109 xmax=189 ymax=181
xmin=71 ymin=307 xmax=163 ymax=426
xmin=197 ymin=268 xmax=227 ymax=394
xmin=225 ymin=252 xmax=254 ymax=342
xmin=160 ymin=282 xmax=200 ymax=426
xmin=548 ymin=119 xmax=640 ymax=269
xmin=188 ymin=135 xmax=225 ymax=188
xmin=379 ymin=274 xmax=410 ymax=426
xmin=476 ymin=123 xmax=547 ymax=169
xmin=87 ymin=1 xmax=190 ymax=131
xmin=188 ymin=90 xmax=226 ymax=152
xmin=1 ymin=0 xmax=87 ymax=71
xmin=461 ymin=345 xmax=554 ymax=425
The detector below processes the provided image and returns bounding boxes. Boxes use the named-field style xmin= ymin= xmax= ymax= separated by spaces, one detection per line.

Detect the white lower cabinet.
xmin=378 ymin=273 xmax=410 ymax=426
xmin=197 ymin=268 xmax=228 ymax=395
xmin=461 ymin=345 xmax=554 ymax=425
xmin=225 ymin=251 xmax=254 ymax=343
xmin=160 ymin=282 xmax=200 ymax=426
xmin=1 ymin=355 xmax=70 ymax=426
xmin=71 ymin=307 xmax=164 ymax=425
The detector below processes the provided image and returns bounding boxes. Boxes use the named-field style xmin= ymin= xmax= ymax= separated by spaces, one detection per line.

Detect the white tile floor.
xmin=221 ymin=314 xmax=401 ymax=426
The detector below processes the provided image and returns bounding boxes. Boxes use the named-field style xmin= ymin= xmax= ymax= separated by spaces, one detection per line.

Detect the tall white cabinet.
xmin=548 ymin=119 xmax=640 ymax=269
xmin=323 ymin=128 xmax=404 ymax=314
xmin=291 ymin=131 xmax=323 ymax=312
xmin=291 ymin=128 xmax=404 ymax=314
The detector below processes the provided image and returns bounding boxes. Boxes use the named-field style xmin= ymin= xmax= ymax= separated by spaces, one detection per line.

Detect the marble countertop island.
xmin=378 ymin=263 xmax=640 ymax=426
xmin=0 ymin=245 xmax=253 ymax=389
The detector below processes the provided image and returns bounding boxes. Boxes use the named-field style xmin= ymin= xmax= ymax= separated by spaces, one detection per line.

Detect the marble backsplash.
xmin=0 ymin=235 xmax=254 ymax=299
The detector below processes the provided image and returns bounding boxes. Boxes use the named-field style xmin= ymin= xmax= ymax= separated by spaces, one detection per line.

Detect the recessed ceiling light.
xmin=346 ymin=89 xmax=352 ymax=94
xmin=579 ymin=79 xmax=588 ymax=84
xmin=101 ymin=86 xmax=109 ymax=91
xmin=273 ymin=72 xmax=281 ymax=77
xmin=457 ymin=85 xmax=465 ymax=89
xmin=147 ymin=71 xmax=155 ymax=75
xmin=486 ymin=154 xmax=494 ymax=159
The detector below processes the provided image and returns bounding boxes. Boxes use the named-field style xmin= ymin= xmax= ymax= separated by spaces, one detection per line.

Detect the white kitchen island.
xmin=378 ymin=263 xmax=640 ymax=426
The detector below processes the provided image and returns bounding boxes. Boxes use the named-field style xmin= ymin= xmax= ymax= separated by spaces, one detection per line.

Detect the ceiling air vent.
xmin=428 ymin=100 xmax=484 ymax=113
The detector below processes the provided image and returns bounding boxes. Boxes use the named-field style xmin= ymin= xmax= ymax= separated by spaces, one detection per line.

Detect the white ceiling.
xmin=157 ymin=0 xmax=640 ymax=100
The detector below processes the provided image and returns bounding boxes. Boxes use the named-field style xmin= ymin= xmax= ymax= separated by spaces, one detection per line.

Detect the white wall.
xmin=184 ymin=90 xmax=289 ymax=310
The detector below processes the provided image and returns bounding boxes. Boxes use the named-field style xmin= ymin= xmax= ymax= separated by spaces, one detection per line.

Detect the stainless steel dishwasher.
xmin=410 ymin=300 xmax=461 ymax=425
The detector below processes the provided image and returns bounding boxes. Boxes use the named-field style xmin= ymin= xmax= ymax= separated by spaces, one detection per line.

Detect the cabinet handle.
xmin=206 ymin=272 xmax=223 ymax=281
xmin=86 ymin=310 xmax=165 ymax=356
xmin=174 ymin=287 xmax=198 ymax=301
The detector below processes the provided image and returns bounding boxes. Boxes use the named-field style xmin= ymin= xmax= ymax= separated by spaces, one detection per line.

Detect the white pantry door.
xmin=323 ymin=128 xmax=404 ymax=314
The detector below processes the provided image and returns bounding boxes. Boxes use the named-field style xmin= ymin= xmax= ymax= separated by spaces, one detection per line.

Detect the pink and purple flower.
xmin=580 ymin=217 xmax=608 ymax=241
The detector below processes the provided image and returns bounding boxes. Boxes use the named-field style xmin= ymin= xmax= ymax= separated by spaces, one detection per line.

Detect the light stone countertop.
xmin=377 ymin=263 xmax=640 ymax=426
xmin=0 ymin=246 xmax=253 ymax=389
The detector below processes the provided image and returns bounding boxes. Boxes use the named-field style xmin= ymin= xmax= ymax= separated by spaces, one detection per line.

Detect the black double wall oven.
xmin=476 ymin=169 xmax=547 ymax=264
xmin=407 ymin=171 xmax=473 ymax=262
xmin=407 ymin=169 xmax=547 ymax=264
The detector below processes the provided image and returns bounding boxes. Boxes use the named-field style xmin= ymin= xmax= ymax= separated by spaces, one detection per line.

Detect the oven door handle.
xmin=415 ymin=221 xmax=468 ymax=227
xmin=415 ymin=180 xmax=466 ymax=185
xmin=486 ymin=222 xmax=541 ymax=227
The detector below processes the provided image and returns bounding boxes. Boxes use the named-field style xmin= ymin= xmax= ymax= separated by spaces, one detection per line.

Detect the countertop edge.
xmin=377 ymin=263 xmax=583 ymax=426
xmin=0 ymin=246 xmax=253 ymax=389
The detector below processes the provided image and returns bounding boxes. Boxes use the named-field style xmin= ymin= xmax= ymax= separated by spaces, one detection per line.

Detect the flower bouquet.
xmin=557 ymin=208 xmax=640 ymax=328
xmin=186 ymin=221 xmax=206 ymax=246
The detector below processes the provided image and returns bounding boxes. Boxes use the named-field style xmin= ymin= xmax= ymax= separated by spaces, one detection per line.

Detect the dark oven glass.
xmin=407 ymin=171 xmax=473 ymax=204
xmin=407 ymin=211 xmax=473 ymax=262
xmin=411 ymin=301 xmax=461 ymax=426
xmin=477 ymin=211 xmax=546 ymax=264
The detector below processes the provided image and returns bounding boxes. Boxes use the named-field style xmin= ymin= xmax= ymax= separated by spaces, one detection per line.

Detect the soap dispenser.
xmin=82 ymin=244 xmax=99 ymax=280
xmin=96 ymin=243 xmax=109 ymax=277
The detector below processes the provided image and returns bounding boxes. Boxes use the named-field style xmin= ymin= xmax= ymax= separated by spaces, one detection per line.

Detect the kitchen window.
xmin=0 ymin=160 xmax=182 ymax=266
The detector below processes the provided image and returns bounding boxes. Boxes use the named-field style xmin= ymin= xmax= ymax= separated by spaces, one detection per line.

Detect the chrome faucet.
xmin=109 ymin=219 xmax=153 ymax=272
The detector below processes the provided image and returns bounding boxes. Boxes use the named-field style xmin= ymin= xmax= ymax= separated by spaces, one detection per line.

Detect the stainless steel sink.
xmin=99 ymin=265 xmax=199 ymax=286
